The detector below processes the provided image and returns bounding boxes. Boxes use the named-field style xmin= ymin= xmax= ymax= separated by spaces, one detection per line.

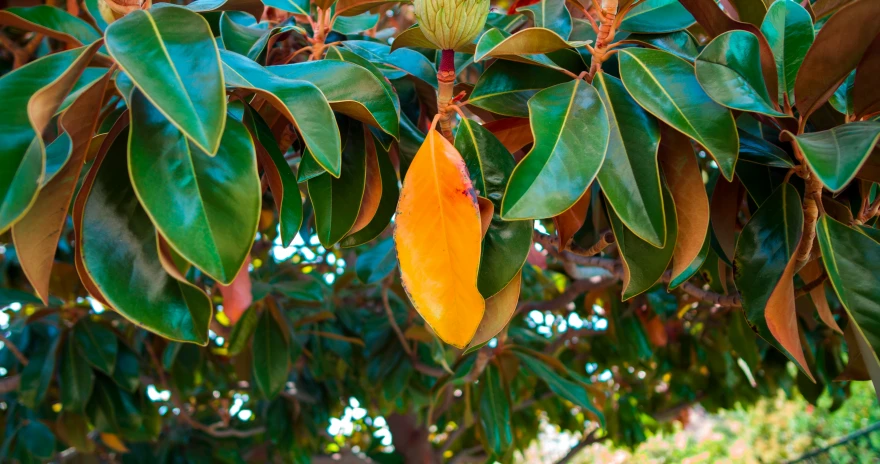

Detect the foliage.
xmin=0 ymin=0 xmax=879 ymax=462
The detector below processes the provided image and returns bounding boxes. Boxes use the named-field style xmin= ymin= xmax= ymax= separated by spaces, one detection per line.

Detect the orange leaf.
xmin=100 ymin=433 xmax=129 ymax=453
xmin=217 ymin=255 xmax=253 ymax=326
xmin=766 ymin=255 xmax=815 ymax=382
xmin=553 ymin=188 xmax=591 ymax=250
xmin=468 ymin=271 xmax=521 ymax=349
xmin=395 ymin=129 xmax=485 ymax=348
xmin=348 ymin=129 xmax=383 ymax=235
xmin=477 ymin=196 xmax=493 ymax=239
xmin=799 ymin=259 xmax=842 ymax=334
xmin=13 ymin=70 xmax=112 ymax=304
xmin=658 ymin=126 xmax=709 ymax=281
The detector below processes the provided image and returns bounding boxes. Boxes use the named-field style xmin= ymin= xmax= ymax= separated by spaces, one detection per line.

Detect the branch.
xmin=554 ymin=428 xmax=606 ymax=464
xmin=0 ymin=374 xmax=20 ymax=394
xmin=381 ymin=281 xmax=446 ymax=378
xmin=0 ymin=331 xmax=29 ymax=366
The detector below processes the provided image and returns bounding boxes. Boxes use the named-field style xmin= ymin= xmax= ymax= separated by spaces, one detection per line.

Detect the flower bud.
xmin=97 ymin=0 xmax=151 ymax=24
xmin=414 ymin=0 xmax=490 ymax=50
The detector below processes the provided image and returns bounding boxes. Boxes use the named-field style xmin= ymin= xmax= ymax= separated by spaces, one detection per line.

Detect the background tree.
xmin=0 ymin=0 xmax=879 ymax=462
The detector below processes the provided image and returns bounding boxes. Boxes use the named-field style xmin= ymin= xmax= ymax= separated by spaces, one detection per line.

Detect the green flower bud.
xmin=414 ymin=0 xmax=490 ymax=50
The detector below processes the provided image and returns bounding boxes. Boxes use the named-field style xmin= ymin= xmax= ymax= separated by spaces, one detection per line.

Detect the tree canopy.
xmin=1 ymin=0 xmax=879 ymax=462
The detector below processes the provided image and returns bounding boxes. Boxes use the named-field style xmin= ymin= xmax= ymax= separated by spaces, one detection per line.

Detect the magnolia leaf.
xmin=468 ymin=271 xmax=522 ymax=350
xmin=340 ymin=136 xmax=400 ymax=247
xmin=501 ymin=80 xmax=609 ymax=220
xmin=620 ymin=0 xmax=696 ymax=34
xmin=474 ymin=27 xmax=589 ymax=63
xmin=784 ymin=122 xmax=880 ymax=193
xmin=395 ymin=129 xmax=484 ymax=349
xmin=517 ymin=0 xmax=572 ymax=39
xmin=759 ymin=0 xmax=814 ymax=105
xmin=554 ymin=189 xmax=590 ymax=251
xmin=252 ymin=307 xmax=289 ymax=399
xmin=469 ymin=60 xmax=569 ymax=118
xmin=619 ymin=48 xmax=739 ymax=181
xmin=105 ymin=6 xmax=226 ymax=154
xmin=0 ymin=5 xmax=102 ymax=46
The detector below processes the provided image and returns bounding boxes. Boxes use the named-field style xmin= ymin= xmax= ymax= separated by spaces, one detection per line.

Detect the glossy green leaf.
xmin=343 ymin=40 xmax=438 ymax=88
xmin=696 ymin=31 xmax=786 ymax=117
xmin=19 ymin=336 xmax=59 ymax=409
xmin=340 ymin=138 xmax=399 ymax=247
xmin=243 ymin=107 xmax=302 ymax=247
xmin=760 ymin=0 xmax=814 ymax=104
xmin=515 ymin=351 xmax=603 ymax=424
xmin=273 ymin=277 xmax=324 ymax=302
xmin=127 ymin=88 xmax=260 ymax=285
xmin=619 ymin=48 xmax=739 ymax=181
xmin=83 ymin=0 xmax=108 ymax=32
xmin=610 ymin=183 xmax=677 ymax=300
xmin=60 ymin=336 xmax=95 ymax=411
xmin=474 ymin=27 xmax=589 ymax=63
xmin=112 ymin=344 xmax=141 ymax=393
xmin=623 ymin=31 xmax=700 ymax=62
xmin=271 ymin=60 xmax=399 ymax=139
xmin=219 ymin=11 xmax=279 ymax=61
xmin=594 ymin=73 xmax=666 ymax=248
xmin=261 ymin=0 xmax=309 ymax=15
xmin=0 ymin=43 xmax=100 ymax=233
xmin=479 ymin=364 xmax=513 ymax=457
xmin=733 ymin=183 xmax=805 ymax=367
xmin=80 ymin=134 xmax=213 ymax=345
xmin=0 ymin=6 xmax=101 ymax=45
xmin=517 ymin=0 xmax=572 ymax=39
xmin=325 ymin=46 xmax=401 ymax=133
xmin=468 ymin=60 xmax=570 ymax=118
xmin=390 ymin=25 xmax=477 ymax=53
xmin=355 ymin=237 xmax=397 ymax=284
xmin=221 ymin=50 xmax=342 ymax=176
xmin=620 ymin=0 xmax=696 ymax=34
xmin=333 ymin=11 xmax=379 ymax=34
xmin=738 ymin=129 xmax=795 ymax=168
xmin=308 ymin=120 xmax=367 ymax=248
xmin=227 ymin=306 xmax=259 ymax=355
xmin=73 ymin=319 xmax=118 ymax=375
xmin=455 ymin=119 xmax=532 ymax=297
xmin=501 ymin=80 xmax=609 ymax=219
xmin=817 ymin=215 xmax=880 ymax=371
xmin=668 ymin=234 xmax=710 ymax=290
xmin=186 ymin=0 xmax=265 ymax=20
xmin=105 ymin=5 xmax=226 ymax=154
xmin=786 ymin=122 xmax=880 ymax=193
xmin=252 ymin=309 xmax=289 ymax=399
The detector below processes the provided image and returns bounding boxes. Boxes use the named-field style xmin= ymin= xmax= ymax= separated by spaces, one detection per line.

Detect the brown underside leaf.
xmin=658 ymin=125 xmax=709 ymax=281
xmin=348 ymin=129 xmax=382 ymax=235
xmin=483 ymin=117 xmax=532 ymax=156
xmin=477 ymin=196 xmax=493 ymax=239
xmin=765 ymin=253 xmax=814 ymax=382
xmin=468 ymin=271 xmax=522 ymax=349
xmin=710 ymin=176 xmax=742 ymax=263
xmin=218 ymin=256 xmax=253 ymax=326
xmin=13 ymin=68 xmax=111 ymax=304
xmin=553 ymin=188 xmax=591 ymax=250
xmin=799 ymin=259 xmax=842 ymax=334
xmin=853 ymin=33 xmax=880 ymax=120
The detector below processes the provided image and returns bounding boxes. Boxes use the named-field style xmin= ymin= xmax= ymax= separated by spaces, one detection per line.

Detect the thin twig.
xmin=0 ymin=331 xmax=29 ymax=366
xmin=381 ymin=282 xmax=414 ymax=358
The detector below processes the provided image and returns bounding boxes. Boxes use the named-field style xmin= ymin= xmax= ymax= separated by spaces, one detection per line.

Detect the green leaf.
xmin=80 ymin=133 xmax=213 ymax=345
xmin=0 ymin=43 xmax=100 ymax=233
xmin=325 ymin=45 xmax=401 ymax=123
xmin=620 ymin=0 xmax=696 ymax=34
xmin=501 ymin=79 xmax=609 ymax=219
xmin=785 ymin=122 xmax=880 ymax=193
xmin=343 ymin=40 xmax=438 ymax=89
xmin=187 ymin=0 xmax=265 ymax=20
xmin=738 ymin=129 xmax=795 ymax=168
xmin=0 ymin=6 xmax=101 ymax=45
xmin=19 ymin=336 xmax=60 ymax=409
xmin=517 ymin=0 xmax=572 ymax=39
xmin=609 ymin=182 xmax=677 ymax=300
xmin=515 ymin=351 xmax=603 ymax=425
xmin=455 ymin=119 xmax=532 ymax=296
xmin=227 ymin=306 xmax=259 ymax=355
xmin=696 ymin=31 xmax=786 ymax=117
xmin=18 ymin=420 xmax=55 ymax=460
xmin=83 ymin=0 xmax=108 ymax=32
xmin=60 ymin=336 xmax=95 ymax=412
xmin=623 ymin=31 xmax=701 ymax=62
xmin=340 ymin=137 xmax=399 ymax=247
xmin=252 ymin=309 xmax=290 ymax=399
xmin=474 ymin=27 xmax=589 ymax=63
xmin=273 ymin=277 xmax=325 ymax=302
xmin=619 ymin=48 xmax=739 ymax=181
xmin=105 ymin=5 xmax=226 ymax=154
xmin=468 ymin=60 xmax=570 ymax=118
xmin=220 ymin=11 xmax=264 ymax=56
xmin=73 ymin=319 xmax=118 ymax=375
xmin=759 ymin=0 xmax=814 ymax=104
xmin=262 ymin=0 xmax=310 ymax=15
xmin=817 ymin=215 xmax=880 ymax=367
xmin=220 ymin=50 xmax=342 ymax=176
xmin=479 ymin=364 xmax=513 ymax=457
xmin=333 ymin=11 xmax=379 ymax=34
xmin=243 ymin=107 xmax=303 ymax=247
xmin=594 ymin=73 xmax=666 ymax=248
xmin=390 ymin=25 xmax=477 ymax=53
xmin=271 ymin=60 xmax=400 ymax=139
xmin=126 ymin=86 xmax=259 ymax=285
xmin=308 ymin=120 xmax=367 ymax=248
xmin=355 ymin=237 xmax=397 ymax=284
xmin=668 ymin=234 xmax=710 ymax=290
xmin=733 ymin=183 xmax=804 ymax=365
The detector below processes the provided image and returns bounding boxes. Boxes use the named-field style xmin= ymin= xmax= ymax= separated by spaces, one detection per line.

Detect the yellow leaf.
xmin=100 ymin=433 xmax=129 ymax=453
xmin=395 ymin=129 xmax=485 ymax=348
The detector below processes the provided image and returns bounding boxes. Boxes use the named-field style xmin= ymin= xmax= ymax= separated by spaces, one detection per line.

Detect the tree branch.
xmin=0 ymin=331 xmax=29 ymax=366
xmin=554 ymin=428 xmax=606 ymax=464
